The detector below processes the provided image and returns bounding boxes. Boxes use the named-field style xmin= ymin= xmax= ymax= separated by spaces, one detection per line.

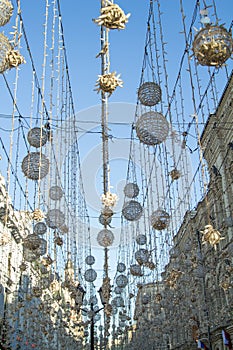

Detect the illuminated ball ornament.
xmin=130 ymin=264 xmax=143 ymax=276
xmin=45 ymin=209 xmax=65 ymax=229
xmin=138 ymin=82 xmax=161 ymax=106
xmin=97 ymin=229 xmax=114 ymax=247
xmin=27 ymin=127 xmax=48 ymax=148
xmin=0 ymin=33 xmax=12 ymax=73
xmin=99 ymin=206 xmax=114 ymax=226
xmin=21 ymin=152 xmax=49 ymax=180
xmin=85 ymin=255 xmax=95 ymax=266
xmin=114 ymin=286 xmax=123 ymax=294
xmin=116 ymin=275 xmax=128 ymax=288
xmin=135 ymin=249 xmax=149 ymax=266
xmin=123 ymin=183 xmax=139 ymax=198
xmin=89 ymin=295 xmax=98 ymax=305
xmin=136 ymin=234 xmax=147 ymax=245
xmin=151 ymin=209 xmax=170 ymax=230
xmin=0 ymin=0 xmax=13 ymax=27
xmin=84 ymin=268 xmax=97 ymax=283
xmin=23 ymin=235 xmax=46 ymax=261
xmin=37 ymin=238 xmax=47 ymax=256
xmin=192 ymin=24 xmax=233 ymax=67
xmin=23 ymin=234 xmax=43 ymax=251
xmin=136 ymin=111 xmax=169 ymax=146
xmin=99 ymin=213 xmax=112 ymax=226
xmin=33 ymin=222 xmax=47 ymax=235
xmin=117 ymin=262 xmax=126 ymax=273
xmin=49 ymin=186 xmax=63 ymax=201
xmin=112 ymin=296 xmax=124 ymax=308
xmin=23 ymin=247 xmax=40 ymax=262
xmin=122 ymin=200 xmax=143 ymax=221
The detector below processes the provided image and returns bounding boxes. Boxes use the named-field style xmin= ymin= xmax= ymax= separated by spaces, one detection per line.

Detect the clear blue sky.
xmin=0 ymin=0 xmax=232 ymax=288
xmin=1 ymin=1 xmax=232 ymax=112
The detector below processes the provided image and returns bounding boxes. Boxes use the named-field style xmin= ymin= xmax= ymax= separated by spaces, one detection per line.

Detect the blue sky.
xmin=0 ymin=0 xmax=232 ymax=288
xmin=1 ymin=0 xmax=232 ymax=120
xmin=1 ymin=1 xmax=232 ymax=112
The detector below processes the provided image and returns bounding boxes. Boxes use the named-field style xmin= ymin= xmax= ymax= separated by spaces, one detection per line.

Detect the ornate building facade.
xmin=124 ymin=73 xmax=233 ymax=350
xmin=0 ymin=174 xmax=84 ymax=350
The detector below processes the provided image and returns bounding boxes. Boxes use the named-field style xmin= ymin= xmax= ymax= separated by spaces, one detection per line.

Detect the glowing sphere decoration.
xmin=114 ymin=286 xmax=123 ymax=294
xmin=89 ymin=295 xmax=98 ymax=305
xmin=85 ymin=255 xmax=95 ymax=266
xmin=130 ymin=264 xmax=143 ymax=276
xmin=45 ymin=209 xmax=65 ymax=229
xmin=138 ymin=81 xmax=162 ymax=106
xmin=192 ymin=25 xmax=233 ymax=67
xmin=33 ymin=222 xmax=47 ymax=235
xmin=136 ymin=234 xmax=147 ymax=245
xmin=23 ymin=233 xmax=47 ymax=262
xmin=151 ymin=209 xmax=170 ymax=230
xmin=23 ymin=246 xmax=41 ymax=263
xmin=21 ymin=152 xmax=49 ymax=180
xmin=37 ymin=238 xmax=47 ymax=256
xmin=97 ymin=229 xmax=114 ymax=247
xmin=117 ymin=262 xmax=126 ymax=273
xmin=84 ymin=268 xmax=97 ymax=283
xmin=135 ymin=249 xmax=149 ymax=265
xmin=99 ymin=206 xmax=114 ymax=226
xmin=27 ymin=127 xmax=48 ymax=148
xmin=119 ymin=321 xmax=126 ymax=328
xmin=123 ymin=183 xmax=139 ymax=198
xmin=112 ymin=296 xmax=124 ymax=308
xmin=23 ymin=233 xmax=43 ymax=251
xmin=94 ymin=313 xmax=101 ymax=322
xmin=116 ymin=274 xmax=128 ymax=288
xmin=0 ymin=0 xmax=13 ymax=27
xmin=122 ymin=200 xmax=143 ymax=221
xmin=136 ymin=111 xmax=169 ymax=146
xmin=0 ymin=33 xmax=12 ymax=73
xmin=49 ymin=186 xmax=63 ymax=201
xmin=99 ymin=213 xmax=112 ymax=226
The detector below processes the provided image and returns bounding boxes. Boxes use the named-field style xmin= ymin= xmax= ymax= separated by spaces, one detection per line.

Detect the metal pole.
xmin=100 ymin=0 xmax=109 ymax=197
xmin=90 ymin=303 xmax=95 ymax=350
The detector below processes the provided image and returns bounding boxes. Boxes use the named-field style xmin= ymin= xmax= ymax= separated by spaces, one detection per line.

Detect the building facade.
xmin=125 ymin=73 xmax=233 ymax=350
xmin=0 ymin=173 xmax=84 ymax=350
